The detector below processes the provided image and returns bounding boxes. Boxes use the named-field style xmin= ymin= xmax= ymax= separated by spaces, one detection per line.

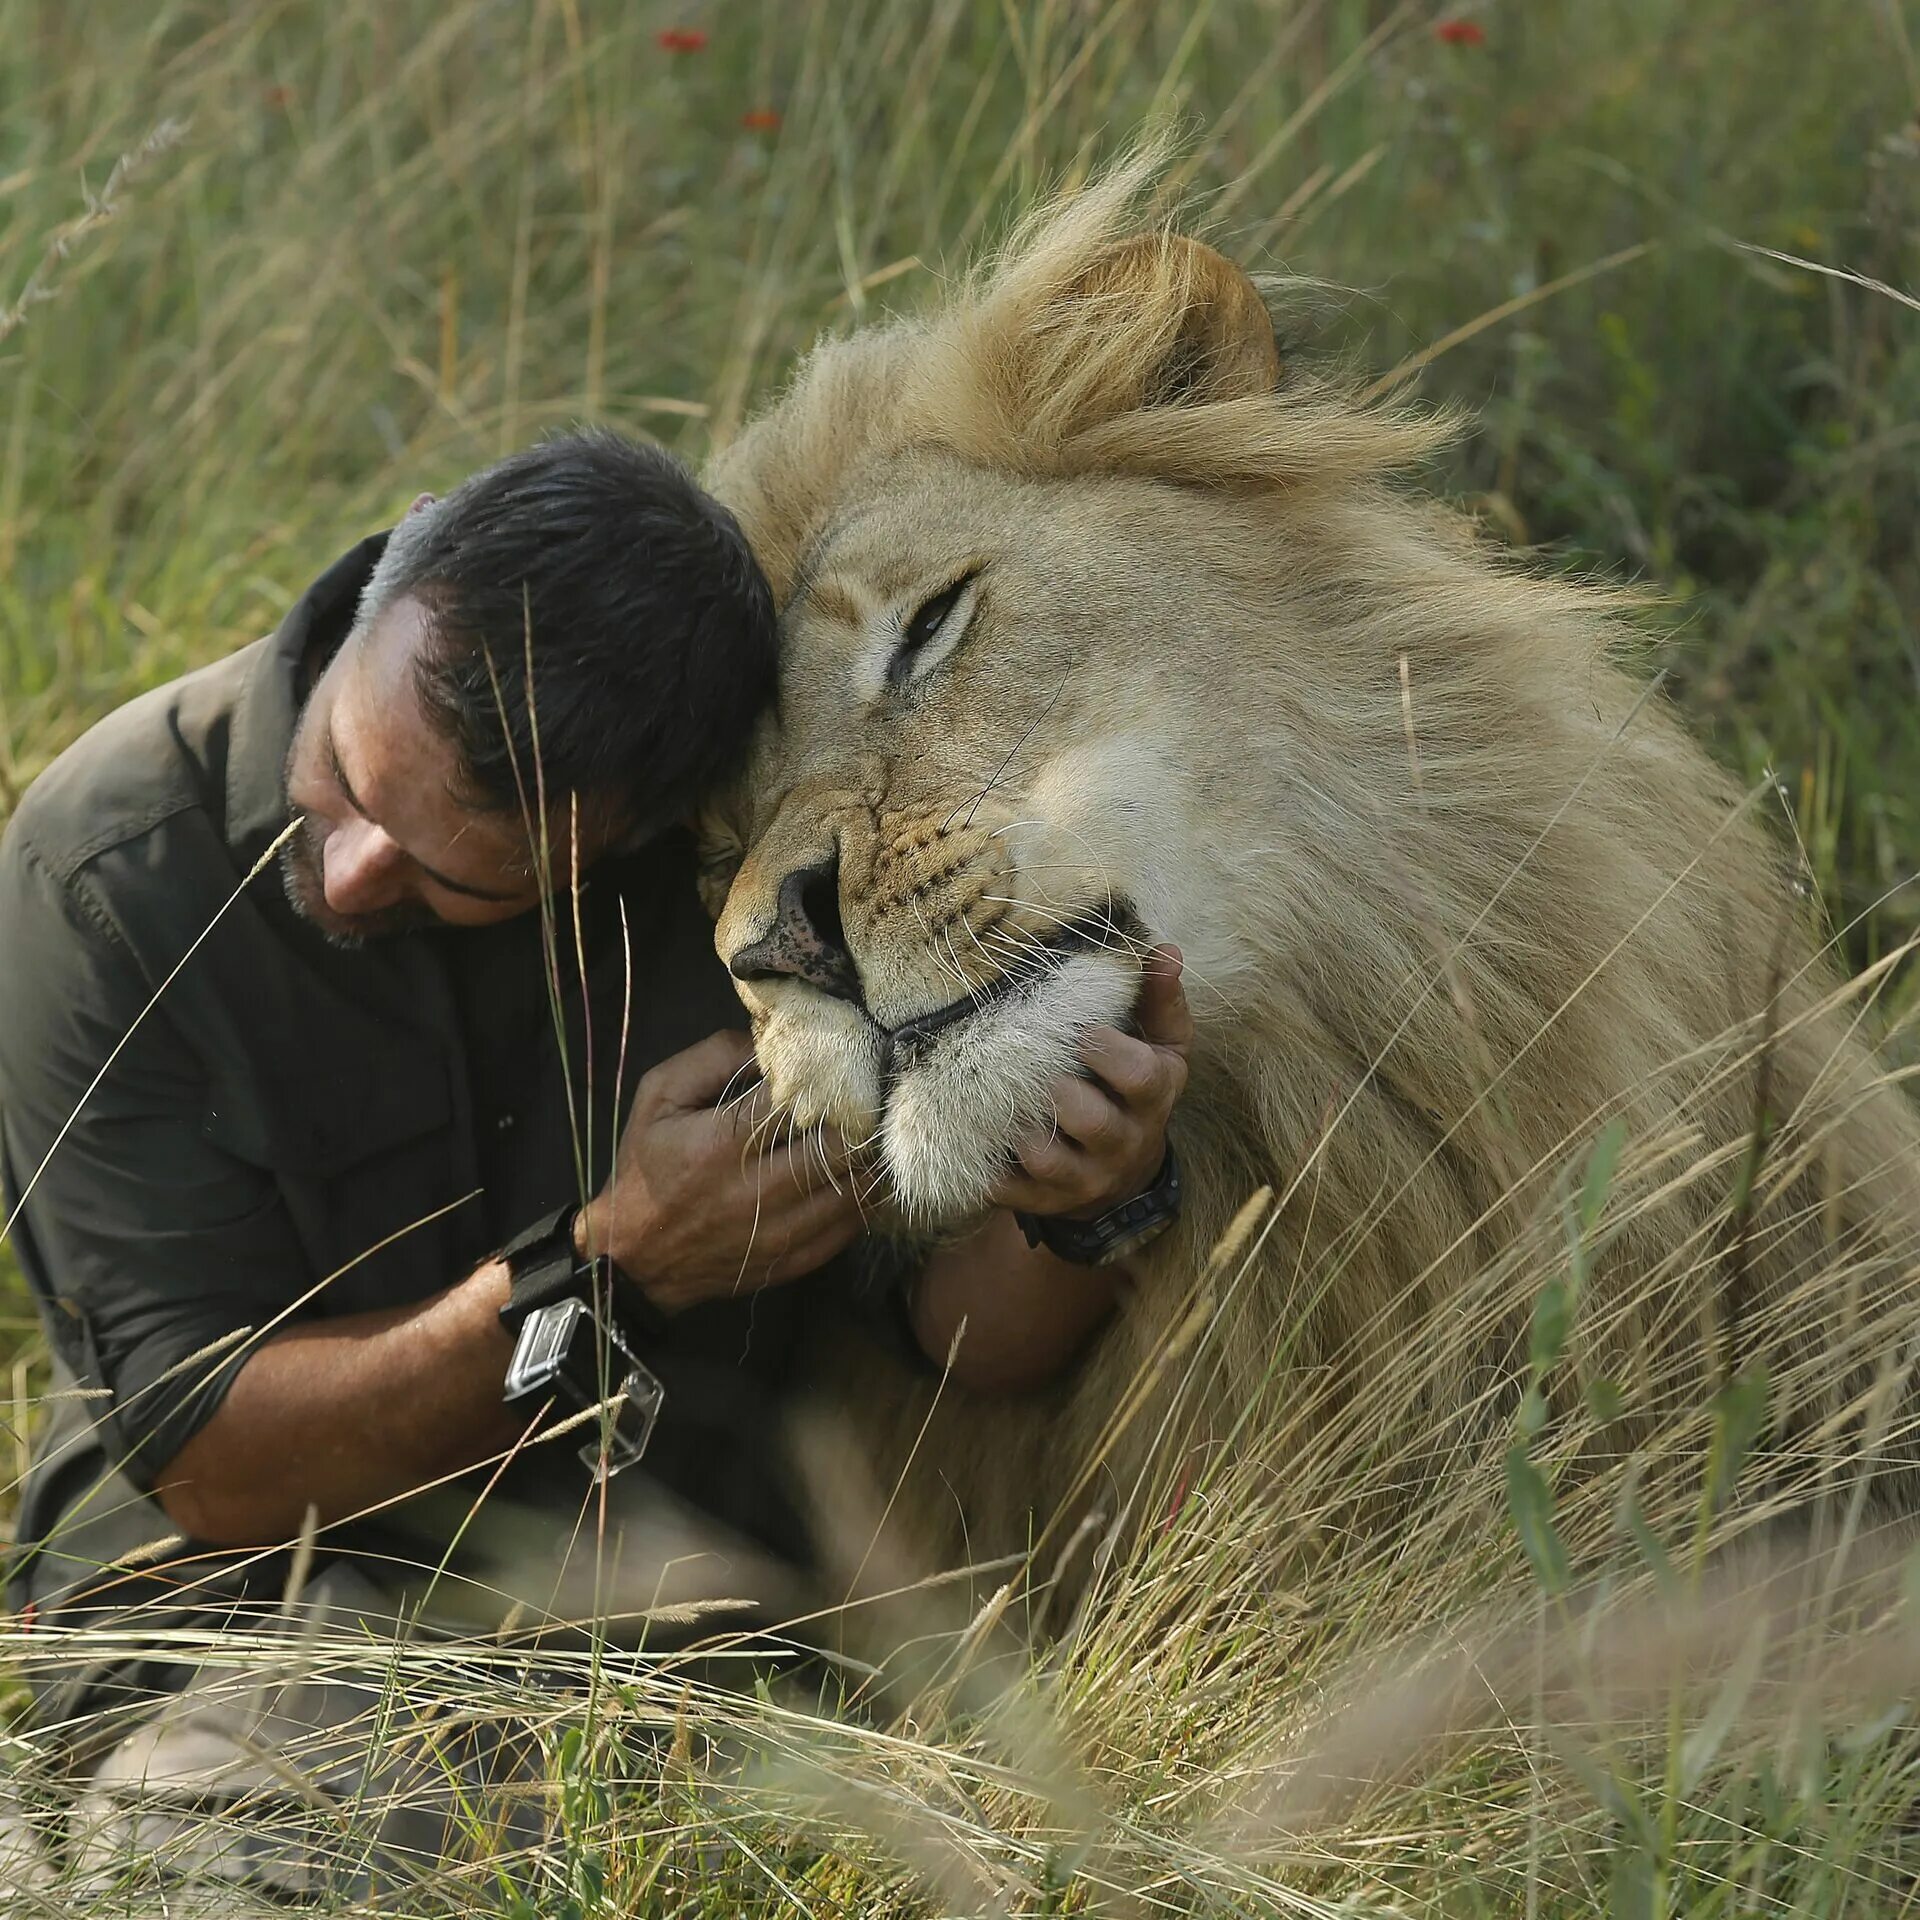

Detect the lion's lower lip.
xmin=878 ymin=906 xmax=1133 ymax=1078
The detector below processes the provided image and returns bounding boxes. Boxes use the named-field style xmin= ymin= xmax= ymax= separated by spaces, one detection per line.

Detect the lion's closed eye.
xmin=885 ymin=569 xmax=983 ymax=690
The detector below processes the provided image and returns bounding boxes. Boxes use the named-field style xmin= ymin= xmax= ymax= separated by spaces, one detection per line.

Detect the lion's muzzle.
xmin=728 ymin=834 xmax=1133 ymax=1061
xmin=880 ymin=904 xmax=1139 ymax=1070
xmin=718 ymin=792 xmax=1148 ymax=1223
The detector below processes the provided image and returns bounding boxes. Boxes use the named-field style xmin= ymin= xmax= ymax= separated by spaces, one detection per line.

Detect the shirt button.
xmin=496 ymin=1112 xmax=516 ymax=1133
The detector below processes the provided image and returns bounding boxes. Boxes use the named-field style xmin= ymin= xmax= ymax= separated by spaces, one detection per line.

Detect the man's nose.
xmin=728 ymin=855 xmax=861 ymax=1004
xmin=321 ymin=817 xmax=409 ymax=915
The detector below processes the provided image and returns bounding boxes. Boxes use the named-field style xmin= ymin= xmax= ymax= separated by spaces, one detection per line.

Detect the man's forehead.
xmin=349 ymin=591 xmax=436 ymax=681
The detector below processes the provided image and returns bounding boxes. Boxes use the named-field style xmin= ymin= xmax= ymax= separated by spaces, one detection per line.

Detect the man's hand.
xmin=988 ymin=945 xmax=1192 ymax=1221
xmin=161 ymin=1031 xmax=862 ymax=1546
xmin=575 ymin=1030 xmax=866 ymax=1312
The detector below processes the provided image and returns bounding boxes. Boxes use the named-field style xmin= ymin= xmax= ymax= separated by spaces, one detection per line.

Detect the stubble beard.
xmin=279 ymin=811 xmax=436 ymax=948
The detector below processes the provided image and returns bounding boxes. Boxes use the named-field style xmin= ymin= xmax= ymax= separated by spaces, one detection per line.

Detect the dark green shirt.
xmin=0 ymin=536 xmax=812 ymax=1663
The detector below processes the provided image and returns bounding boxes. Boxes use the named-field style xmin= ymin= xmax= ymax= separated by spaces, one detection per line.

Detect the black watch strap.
xmin=1015 ymin=1141 xmax=1183 ymax=1268
xmin=498 ymin=1206 xmax=585 ymax=1327
xmin=497 ymin=1205 xmax=671 ymax=1345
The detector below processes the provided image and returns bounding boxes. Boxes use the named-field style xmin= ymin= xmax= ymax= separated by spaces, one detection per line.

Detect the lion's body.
xmin=703 ymin=163 xmax=1920 ymax=1573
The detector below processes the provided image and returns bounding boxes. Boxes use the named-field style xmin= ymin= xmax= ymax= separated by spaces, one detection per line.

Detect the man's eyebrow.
xmin=326 ymin=722 xmax=521 ymax=904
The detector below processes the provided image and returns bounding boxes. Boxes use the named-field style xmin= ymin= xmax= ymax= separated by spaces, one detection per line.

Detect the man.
xmin=0 ymin=428 xmax=1189 ymax=1900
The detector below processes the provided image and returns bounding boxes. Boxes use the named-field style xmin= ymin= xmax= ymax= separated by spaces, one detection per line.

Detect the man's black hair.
xmin=369 ymin=427 xmax=777 ymax=829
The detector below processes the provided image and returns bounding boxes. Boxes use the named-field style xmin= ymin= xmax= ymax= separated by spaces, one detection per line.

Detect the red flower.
xmin=657 ymin=27 xmax=708 ymax=52
xmin=1434 ymin=18 xmax=1486 ymax=44
xmin=1160 ymin=1460 xmax=1194 ymax=1536
xmin=741 ymin=109 xmax=781 ymax=132
xmin=262 ymin=84 xmax=293 ymax=108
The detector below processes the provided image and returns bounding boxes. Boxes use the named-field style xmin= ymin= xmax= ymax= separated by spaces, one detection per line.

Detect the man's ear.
xmin=405 ymin=491 xmax=438 ymax=518
xmin=1071 ymin=232 xmax=1282 ymax=409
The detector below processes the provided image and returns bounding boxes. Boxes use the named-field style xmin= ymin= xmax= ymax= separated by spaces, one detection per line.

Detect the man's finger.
xmin=1077 ymin=1027 xmax=1169 ymax=1105
xmin=738 ymin=1186 xmax=868 ymax=1287
xmin=712 ymin=1077 xmax=778 ymax=1146
xmin=1002 ymin=1129 xmax=1092 ymax=1196
xmin=1048 ymin=1074 xmax=1128 ymax=1152
xmin=710 ymin=1086 xmax=858 ymax=1178
xmin=760 ymin=1210 xmax=867 ymax=1286
xmin=1134 ymin=944 xmax=1195 ymax=1052
xmin=648 ymin=1029 xmax=761 ymax=1111
xmin=744 ymin=1113 xmax=861 ymax=1181
xmin=990 ymin=1149 xmax=1106 ymax=1217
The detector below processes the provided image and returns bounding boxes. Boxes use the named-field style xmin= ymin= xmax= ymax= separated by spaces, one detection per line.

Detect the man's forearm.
xmin=912 ymin=1212 xmax=1121 ymax=1394
xmin=154 ymin=1261 xmax=525 ymax=1546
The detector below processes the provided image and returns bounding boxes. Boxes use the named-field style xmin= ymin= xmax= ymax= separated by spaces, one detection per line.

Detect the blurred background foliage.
xmin=3 ymin=2 xmax=1917 ymax=955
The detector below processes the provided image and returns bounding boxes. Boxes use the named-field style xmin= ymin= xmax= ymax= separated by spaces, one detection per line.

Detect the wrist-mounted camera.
xmin=497 ymin=1206 xmax=667 ymax=1481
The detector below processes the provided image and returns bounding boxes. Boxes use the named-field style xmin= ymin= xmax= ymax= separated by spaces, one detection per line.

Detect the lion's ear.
xmin=914 ymin=207 xmax=1320 ymax=478
xmin=1069 ymin=232 xmax=1281 ymax=410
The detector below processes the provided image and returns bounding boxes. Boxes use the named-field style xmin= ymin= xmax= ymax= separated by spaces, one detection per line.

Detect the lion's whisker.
xmin=957 ymin=914 xmax=1004 ymax=985
xmin=980 ymin=891 xmax=1235 ymax=1005
xmin=943 ymin=663 xmax=1072 ymax=834
xmin=936 ymin=925 xmax=990 ymax=1009
xmin=908 ymin=896 xmax=971 ymax=995
xmin=979 ymin=896 xmax=1157 ymax=969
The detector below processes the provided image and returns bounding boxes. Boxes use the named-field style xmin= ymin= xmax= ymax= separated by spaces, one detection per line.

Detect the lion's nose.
xmin=727 ymin=855 xmax=863 ymax=1005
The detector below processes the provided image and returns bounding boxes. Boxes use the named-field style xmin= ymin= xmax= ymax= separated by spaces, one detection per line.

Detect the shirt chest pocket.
xmin=202 ymin=1052 xmax=464 ymax=1307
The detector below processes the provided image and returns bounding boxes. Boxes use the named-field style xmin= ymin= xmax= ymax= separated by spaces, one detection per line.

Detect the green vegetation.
xmin=3 ymin=1 xmax=1919 ymax=1912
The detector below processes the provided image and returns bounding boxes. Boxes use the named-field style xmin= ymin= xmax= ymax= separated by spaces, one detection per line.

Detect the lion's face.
xmin=700 ymin=211 xmax=1440 ymax=1228
xmin=706 ymin=452 xmax=1210 ymax=1224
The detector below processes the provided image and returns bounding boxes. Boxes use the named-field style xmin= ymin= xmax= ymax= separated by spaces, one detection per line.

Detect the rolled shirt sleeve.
xmin=0 ymin=839 xmax=308 ymax=1492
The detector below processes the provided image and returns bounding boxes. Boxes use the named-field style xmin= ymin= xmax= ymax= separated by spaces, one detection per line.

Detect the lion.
xmin=697 ymin=159 xmax=1920 ymax=1582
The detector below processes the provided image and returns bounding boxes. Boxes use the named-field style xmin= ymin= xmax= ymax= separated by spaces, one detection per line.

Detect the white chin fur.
xmin=881 ymin=952 xmax=1140 ymax=1224
xmin=759 ymin=994 xmax=884 ymax=1137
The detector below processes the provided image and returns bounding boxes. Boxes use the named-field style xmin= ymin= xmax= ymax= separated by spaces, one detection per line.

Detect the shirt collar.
xmin=224 ymin=531 xmax=390 ymax=870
